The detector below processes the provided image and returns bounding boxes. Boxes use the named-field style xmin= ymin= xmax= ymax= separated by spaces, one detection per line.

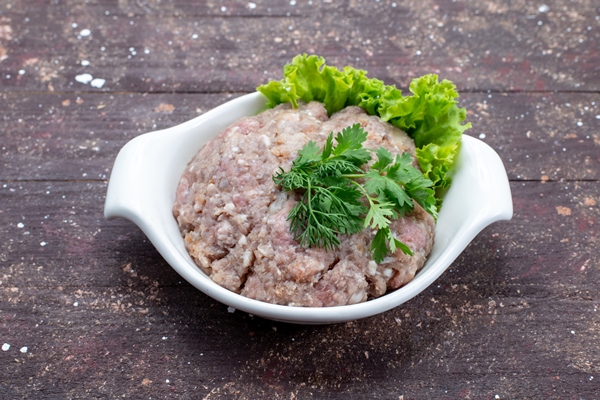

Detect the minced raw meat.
xmin=173 ymin=101 xmax=435 ymax=307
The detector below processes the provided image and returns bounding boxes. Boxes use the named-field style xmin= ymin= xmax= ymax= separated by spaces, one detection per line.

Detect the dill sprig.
xmin=273 ymin=124 xmax=437 ymax=263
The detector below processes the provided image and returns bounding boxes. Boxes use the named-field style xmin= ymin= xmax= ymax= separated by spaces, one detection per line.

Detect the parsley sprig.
xmin=273 ymin=124 xmax=438 ymax=263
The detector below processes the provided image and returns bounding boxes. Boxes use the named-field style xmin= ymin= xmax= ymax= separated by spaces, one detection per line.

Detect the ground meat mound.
xmin=173 ymin=102 xmax=435 ymax=307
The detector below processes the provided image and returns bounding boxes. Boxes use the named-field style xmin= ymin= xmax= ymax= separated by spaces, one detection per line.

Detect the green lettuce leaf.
xmin=257 ymin=54 xmax=471 ymax=206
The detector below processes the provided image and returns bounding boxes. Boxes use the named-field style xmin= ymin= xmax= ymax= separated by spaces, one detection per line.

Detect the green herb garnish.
xmin=273 ymin=124 xmax=437 ymax=263
xmin=258 ymin=54 xmax=472 ymax=205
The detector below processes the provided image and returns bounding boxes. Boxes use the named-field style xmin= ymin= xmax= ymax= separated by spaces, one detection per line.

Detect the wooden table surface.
xmin=1 ymin=1 xmax=598 ymax=398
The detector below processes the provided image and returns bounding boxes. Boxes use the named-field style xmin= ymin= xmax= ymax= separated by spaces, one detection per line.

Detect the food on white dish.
xmin=173 ymin=102 xmax=435 ymax=306
xmin=104 ymin=88 xmax=513 ymax=323
xmin=104 ymin=53 xmax=514 ymax=320
xmin=173 ymin=54 xmax=474 ymax=307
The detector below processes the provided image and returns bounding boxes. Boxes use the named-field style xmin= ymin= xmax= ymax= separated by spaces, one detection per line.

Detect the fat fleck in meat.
xmin=173 ymin=102 xmax=435 ymax=307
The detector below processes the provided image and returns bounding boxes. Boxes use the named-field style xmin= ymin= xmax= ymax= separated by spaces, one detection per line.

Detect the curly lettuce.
xmin=257 ymin=54 xmax=471 ymax=205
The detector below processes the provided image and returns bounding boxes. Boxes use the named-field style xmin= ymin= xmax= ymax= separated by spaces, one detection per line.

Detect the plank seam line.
xmin=0 ymin=179 xmax=109 ymax=184
xmin=460 ymin=89 xmax=600 ymax=95
xmin=0 ymin=90 xmax=250 ymax=96
xmin=1 ymin=89 xmax=599 ymax=96
xmin=1 ymin=178 xmax=598 ymax=184
xmin=508 ymin=178 xmax=599 ymax=183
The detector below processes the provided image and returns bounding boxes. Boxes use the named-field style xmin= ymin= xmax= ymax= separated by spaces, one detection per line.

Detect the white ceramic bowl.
xmin=104 ymin=92 xmax=513 ymax=324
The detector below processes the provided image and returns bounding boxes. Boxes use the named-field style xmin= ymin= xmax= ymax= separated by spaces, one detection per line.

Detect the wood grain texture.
xmin=1 ymin=91 xmax=598 ymax=181
xmin=0 ymin=0 xmax=598 ymax=93
xmin=0 ymin=181 xmax=598 ymax=398
xmin=0 ymin=0 xmax=599 ymax=399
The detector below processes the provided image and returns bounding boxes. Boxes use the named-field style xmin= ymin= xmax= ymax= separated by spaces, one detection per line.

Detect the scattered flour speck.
xmin=75 ymin=73 xmax=93 ymax=84
xmin=90 ymin=78 xmax=106 ymax=88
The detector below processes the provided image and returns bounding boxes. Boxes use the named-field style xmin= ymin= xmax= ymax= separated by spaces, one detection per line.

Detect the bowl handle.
xmin=104 ymin=133 xmax=157 ymax=223
xmin=103 ymin=128 xmax=182 ymax=230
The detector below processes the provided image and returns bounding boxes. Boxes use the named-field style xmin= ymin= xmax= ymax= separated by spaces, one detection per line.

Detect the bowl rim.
xmin=104 ymin=92 xmax=513 ymax=324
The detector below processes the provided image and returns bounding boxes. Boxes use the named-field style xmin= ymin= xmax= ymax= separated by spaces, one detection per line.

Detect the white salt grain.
xmin=90 ymin=78 xmax=106 ymax=88
xmin=75 ymin=73 xmax=93 ymax=84
xmin=79 ymin=28 xmax=91 ymax=37
xmin=227 ymin=306 xmax=236 ymax=313
xmin=2 ymin=343 xmax=9 ymax=351
xmin=20 ymin=346 xmax=28 ymax=353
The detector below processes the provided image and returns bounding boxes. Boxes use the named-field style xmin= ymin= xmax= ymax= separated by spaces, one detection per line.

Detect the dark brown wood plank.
xmin=465 ymin=91 xmax=600 ymax=182
xmin=0 ymin=178 xmax=598 ymax=398
xmin=2 ymin=179 xmax=596 ymax=294
xmin=1 ymin=0 xmax=599 ymax=398
xmin=1 ymin=0 xmax=598 ymax=93
xmin=0 ymin=92 xmax=235 ymax=181
xmin=1 ymin=91 xmax=598 ymax=181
